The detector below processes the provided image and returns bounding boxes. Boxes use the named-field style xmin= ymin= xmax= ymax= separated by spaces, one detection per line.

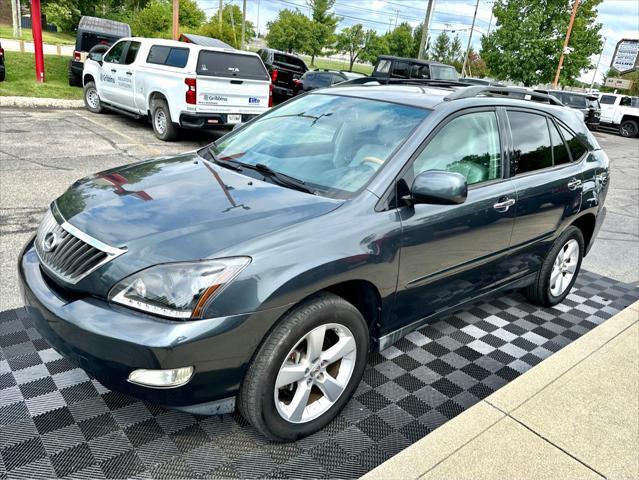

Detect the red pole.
xmin=552 ymin=0 xmax=580 ymax=88
xmin=31 ymin=0 xmax=45 ymax=83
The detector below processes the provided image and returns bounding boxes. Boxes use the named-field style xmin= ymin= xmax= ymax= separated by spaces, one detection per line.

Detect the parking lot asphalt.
xmin=0 ymin=108 xmax=638 ymax=311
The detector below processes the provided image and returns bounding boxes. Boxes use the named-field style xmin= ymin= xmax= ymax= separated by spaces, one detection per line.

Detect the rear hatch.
xmin=272 ymin=53 xmax=308 ymax=90
xmin=195 ymin=50 xmax=270 ymax=113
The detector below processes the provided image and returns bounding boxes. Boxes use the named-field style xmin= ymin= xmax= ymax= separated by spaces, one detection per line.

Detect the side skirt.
xmin=376 ymin=273 xmax=537 ymax=351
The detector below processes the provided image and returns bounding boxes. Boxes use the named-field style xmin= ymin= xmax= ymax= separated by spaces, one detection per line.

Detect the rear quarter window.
xmin=147 ymin=45 xmax=189 ymax=68
xmin=197 ymin=51 xmax=269 ymax=80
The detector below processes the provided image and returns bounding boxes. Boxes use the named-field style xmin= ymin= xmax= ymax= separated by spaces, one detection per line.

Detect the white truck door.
xmin=100 ymin=40 xmax=128 ymax=105
xmin=113 ymin=41 xmax=141 ymax=112
xmin=598 ymin=94 xmax=618 ymax=123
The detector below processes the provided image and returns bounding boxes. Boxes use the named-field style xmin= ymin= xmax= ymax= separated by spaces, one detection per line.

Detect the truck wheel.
xmin=151 ymin=99 xmax=178 ymax=141
xmin=524 ymin=226 xmax=584 ymax=307
xmin=619 ymin=119 xmax=638 ymax=138
xmin=83 ymin=81 xmax=102 ymax=114
xmin=238 ymin=292 xmax=369 ymax=442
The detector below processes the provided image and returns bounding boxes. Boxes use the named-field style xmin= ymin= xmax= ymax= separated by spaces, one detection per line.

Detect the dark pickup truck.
xmin=257 ymin=48 xmax=308 ymax=99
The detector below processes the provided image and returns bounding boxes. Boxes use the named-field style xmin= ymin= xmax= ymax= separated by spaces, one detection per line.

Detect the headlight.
xmin=108 ymin=257 xmax=250 ymax=319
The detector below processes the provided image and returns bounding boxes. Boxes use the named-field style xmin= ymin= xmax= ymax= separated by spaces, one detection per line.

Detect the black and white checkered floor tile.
xmin=1 ymin=271 xmax=637 ymax=479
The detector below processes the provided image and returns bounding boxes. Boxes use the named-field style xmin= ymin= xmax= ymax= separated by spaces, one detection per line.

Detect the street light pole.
xmin=11 ymin=0 xmax=19 ymax=37
xmin=461 ymin=0 xmax=480 ymax=78
xmin=172 ymin=0 xmax=179 ymax=40
xmin=552 ymin=0 xmax=580 ymax=89
xmin=589 ymin=37 xmax=606 ymax=91
xmin=241 ymin=0 xmax=246 ymax=50
xmin=418 ymin=0 xmax=436 ymax=60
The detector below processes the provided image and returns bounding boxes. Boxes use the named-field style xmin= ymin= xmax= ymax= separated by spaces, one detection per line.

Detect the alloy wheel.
xmin=550 ymin=239 xmax=579 ymax=296
xmin=274 ymin=323 xmax=357 ymax=424
xmin=154 ymin=109 xmax=167 ymax=135
xmin=86 ymin=88 xmax=99 ymax=109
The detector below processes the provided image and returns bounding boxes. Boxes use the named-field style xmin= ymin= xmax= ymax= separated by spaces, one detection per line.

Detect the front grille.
xmin=34 ymin=208 xmax=125 ymax=284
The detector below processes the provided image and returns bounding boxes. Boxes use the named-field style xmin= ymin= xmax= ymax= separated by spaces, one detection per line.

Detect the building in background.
xmin=610 ymin=38 xmax=639 ymax=73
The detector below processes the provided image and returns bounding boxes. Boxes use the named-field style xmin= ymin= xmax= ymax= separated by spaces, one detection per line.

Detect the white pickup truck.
xmin=82 ymin=38 xmax=272 ymax=140
xmin=598 ymin=93 xmax=639 ymax=138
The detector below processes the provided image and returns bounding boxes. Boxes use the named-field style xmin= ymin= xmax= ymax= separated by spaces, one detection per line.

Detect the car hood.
xmin=55 ymin=152 xmax=342 ymax=254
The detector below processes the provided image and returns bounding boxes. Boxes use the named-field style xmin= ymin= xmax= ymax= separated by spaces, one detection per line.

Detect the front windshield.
xmin=209 ymin=94 xmax=429 ymax=197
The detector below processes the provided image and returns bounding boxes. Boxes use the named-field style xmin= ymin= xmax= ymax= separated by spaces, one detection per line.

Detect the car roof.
xmin=376 ymin=55 xmax=452 ymax=67
xmin=120 ymin=37 xmax=258 ymax=56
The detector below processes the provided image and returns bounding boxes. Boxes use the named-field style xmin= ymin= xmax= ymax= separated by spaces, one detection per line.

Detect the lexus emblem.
xmin=43 ymin=232 xmax=59 ymax=252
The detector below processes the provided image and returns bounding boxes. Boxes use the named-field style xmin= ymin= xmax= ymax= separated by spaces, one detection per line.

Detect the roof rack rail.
xmin=444 ymin=86 xmax=563 ymax=105
xmin=338 ymin=77 xmax=467 ymax=88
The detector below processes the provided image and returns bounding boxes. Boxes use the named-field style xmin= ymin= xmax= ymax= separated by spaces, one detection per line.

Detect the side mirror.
xmin=410 ymin=170 xmax=468 ymax=205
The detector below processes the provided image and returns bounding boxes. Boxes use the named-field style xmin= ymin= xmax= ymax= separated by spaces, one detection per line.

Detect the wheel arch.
xmin=83 ymin=73 xmax=95 ymax=86
xmin=570 ymin=212 xmax=596 ymax=255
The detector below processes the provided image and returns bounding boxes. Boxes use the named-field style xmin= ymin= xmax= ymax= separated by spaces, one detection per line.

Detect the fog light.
xmin=128 ymin=366 xmax=194 ymax=388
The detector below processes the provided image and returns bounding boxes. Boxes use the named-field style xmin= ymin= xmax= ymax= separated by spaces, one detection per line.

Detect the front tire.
xmin=619 ymin=119 xmax=638 ymax=138
xmin=238 ymin=293 xmax=369 ymax=442
xmin=151 ymin=99 xmax=178 ymax=141
xmin=83 ymin=81 xmax=102 ymax=113
xmin=524 ymin=226 xmax=584 ymax=307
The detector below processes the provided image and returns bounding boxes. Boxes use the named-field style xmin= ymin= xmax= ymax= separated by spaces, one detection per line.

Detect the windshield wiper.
xmin=243 ymin=162 xmax=316 ymax=194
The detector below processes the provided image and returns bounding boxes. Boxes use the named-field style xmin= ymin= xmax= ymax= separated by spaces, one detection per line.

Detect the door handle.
xmin=111 ymin=69 xmax=117 ymax=73
xmin=126 ymin=71 xmax=133 ymax=76
xmin=567 ymin=178 xmax=582 ymax=190
xmin=493 ymin=198 xmax=516 ymax=212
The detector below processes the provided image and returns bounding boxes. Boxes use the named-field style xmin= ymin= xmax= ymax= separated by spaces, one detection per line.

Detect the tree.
xmin=360 ymin=30 xmax=388 ymax=65
xmin=481 ymin=0 xmax=603 ymax=86
xmin=42 ymin=0 xmax=81 ymax=32
xmin=130 ymin=0 xmax=204 ymax=38
xmin=465 ymin=47 xmax=489 ymax=77
xmin=305 ymin=0 xmax=340 ymax=66
xmin=266 ymin=9 xmax=313 ymax=53
xmin=449 ymin=34 xmax=463 ymax=70
xmin=335 ymin=24 xmax=385 ymax=70
xmin=384 ymin=22 xmax=414 ymax=58
xmin=430 ymin=31 xmax=450 ymax=63
xmin=198 ymin=4 xmax=256 ymax=48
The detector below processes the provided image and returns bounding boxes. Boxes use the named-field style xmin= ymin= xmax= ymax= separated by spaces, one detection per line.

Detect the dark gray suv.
xmin=19 ymin=84 xmax=609 ymax=441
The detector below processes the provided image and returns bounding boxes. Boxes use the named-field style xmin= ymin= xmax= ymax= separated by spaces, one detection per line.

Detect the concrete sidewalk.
xmin=364 ymin=301 xmax=639 ymax=480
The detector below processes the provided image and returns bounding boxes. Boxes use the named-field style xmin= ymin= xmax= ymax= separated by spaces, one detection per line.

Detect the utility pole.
xmin=30 ymin=0 xmax=44 ymax=82
xmin=172 ymin=0 xmax=179 ymax=40
xmin=218 ymin=0 xmax=223 ymax=28
xmin=418 ymin=0 xmax=436 ymax=60
xmin=256 ymin=0 xmax=261 ymax=38
xmin=552 ymin=0 xmax=580 ymax=88
xmin=241 ymin=0 xmax=246 ymax=50
xmin=394 ymin=10 xmax=399 ymax=29
xmin=461 ymin=0 xmax=479 ymax=78
xmin=17 ymin=0 xmax=22 ymax=37
xmin=589 ymin=36 xmax=606 ymax=91
xmin=487 ymin=2 xmax=494 ymax=35
xmin=11 ymin=0 xmax=19 ymax=37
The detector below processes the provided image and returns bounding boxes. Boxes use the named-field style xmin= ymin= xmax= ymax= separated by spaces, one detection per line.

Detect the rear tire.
xmin=524 ymin=226 xmax=584 ymax=307
xmin=238 ymin=292 xmax=369 ymax=442
xmin=151 ymin=99 xmax=178 ymax=141
xmin=83 ymin=81 xmax=102 ymax=114
xmin=619 ymin=119 xmax=638 ymax=138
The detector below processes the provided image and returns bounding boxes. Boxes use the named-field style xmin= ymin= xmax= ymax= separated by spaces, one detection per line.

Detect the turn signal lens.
xmin=128 ymin=367 xmax=194 ymax=388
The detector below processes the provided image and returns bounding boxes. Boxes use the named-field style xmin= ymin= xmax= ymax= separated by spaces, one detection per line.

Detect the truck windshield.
xmin=208 ymin=94 xmax=429 ymax=198
xmin=197 ymin=51 xmax=269 ymax=81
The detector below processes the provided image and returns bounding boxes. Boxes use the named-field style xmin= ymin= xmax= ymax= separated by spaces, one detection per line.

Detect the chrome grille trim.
xmin=35 ymin=206 xmax=126 ymax=284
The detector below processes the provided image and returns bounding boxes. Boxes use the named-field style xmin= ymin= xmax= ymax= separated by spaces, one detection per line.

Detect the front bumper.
xmin=19 ymin=242 xmax=288 ymax=409
xmin=179 ymin=112 xmax=258 ymax=129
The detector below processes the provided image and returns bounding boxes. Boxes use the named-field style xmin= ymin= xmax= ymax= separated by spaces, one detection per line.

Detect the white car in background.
xmin=598 ymin=93 xmax=639 ymax=138
xmin=82 ymin=38 xmax=272 ymax=140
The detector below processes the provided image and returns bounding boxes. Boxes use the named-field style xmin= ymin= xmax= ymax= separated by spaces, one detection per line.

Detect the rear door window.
xmin=391 ymin=61 xmax=410 ymax=78
xmin=599 ymin=95 xmax=616 ymax=105
xmin=549 ymin=120 xmax=571 ymax=165
xmin=375 ymin=59 xmax=391 ymax=74
xmin=508 ymin=111 xmax=553 ymax=174
xmin=147 ymin=45 xmax=189 ymax=68
xmin=197 ymin=51 xmax=269 ymax=80
xmin=409 ymin=64 xmax=430 ymax=79
xmin=314 ymin=73 xmax=332 ymax=87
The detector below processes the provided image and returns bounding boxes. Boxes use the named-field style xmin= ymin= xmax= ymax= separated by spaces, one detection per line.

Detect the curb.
xmin=0 ymin=96 xmax=84 ymax=109
xmin=363 ymin=300 xmax=639 ymax=480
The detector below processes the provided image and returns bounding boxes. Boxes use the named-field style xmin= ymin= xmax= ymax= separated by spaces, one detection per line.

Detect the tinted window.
xmin=314 ymin=73 xmax=332 ymax=87
xmin=147 ymin=45 xmax=189 ymax=68
xmin=430 ymin=65 xmax=459 ymax=80
xmin=409 ymin=64 xmax=430 ymax=79
xmin=413 ymin=111 xmax=502 ymax=185
xmin=549 ymin=121 xmax=571 ymax=165
xmin=273 ymin=53 xmax=306 ymax=71
xmin=197 ymin=51 xmax=269 ymax=80
xmin=391 ymin=61 xmax=410 ymax=78
xmin=561 ymin=93 xmax=588 ymax=108
xmin=103 ymin=40 xmax=126 ymax=64
xmin=508 ymin=111 xmax=552 ymax=174
xmin=620 ymin=96 xmax=632 ymax=106
xmin=123 ymin=41 xmax=140 ymax=65
xmin=599 ymin=95 xmax=616 ymax=105
xmin=331 ymin=73 xmax=345 ymax=84
xmin=559 ymin=125 xmax=588 ymax=161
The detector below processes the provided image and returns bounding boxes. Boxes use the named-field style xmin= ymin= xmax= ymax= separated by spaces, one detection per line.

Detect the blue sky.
xmin=196 ymin=0 xmax=639 ymax=83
